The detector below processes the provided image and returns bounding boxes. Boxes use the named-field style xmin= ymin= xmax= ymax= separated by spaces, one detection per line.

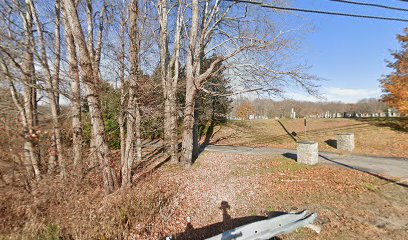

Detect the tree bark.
xmin=1 ymin=61 xmax=38 ymax=181
xmin=29 ymin=0 xmax=65 ymax=177
xmin=192 ymin=96 xmax=200 ymax=160
xmin=181 ymin=84 xmax=197 ymax=165
xmin=118 ymin=13 xmax=127 ymax=186
xmin=62 ymin=0 xmax=117 ymax=193
xmin=61 ymin=3 xmax=83 ymax=176
xmin=49 ymin=0 xmax=61 ymax=173
xmin=17 ymin=0 xmax=41 ymax=180
xmin=159 ymin=0 xmax=183 ymax=163
xmin=181 ymin=0 xmax=199 ymax=165
xmin=121 ymin=0 xmax=141 ymax=188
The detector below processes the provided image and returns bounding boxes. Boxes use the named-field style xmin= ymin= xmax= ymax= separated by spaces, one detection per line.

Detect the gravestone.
xmin=336 ymin=133 xmax=354 ymax=151
xmin=296 ymin=140 xmax=318 ymax=165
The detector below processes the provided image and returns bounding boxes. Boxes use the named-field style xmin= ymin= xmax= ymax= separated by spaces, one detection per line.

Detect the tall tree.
xmin=158 ymin=0 xmax=183 ymax=163
xmin=61 ymin=0 xmax=83 ymax=176
xmin=28 ymin=0 xmax=66 ymax=177
xmin=1 ymin=0 xmax=42 ymax=180
xmin=62 ymin=0 xmax=117 ymax=193
xmin=381 ymin=28 xmax=408 ymax=115
xmin=121 ymin=0 xmax=142 ymax=188
xmin=181 ymin=0 xmax=318 ymax=164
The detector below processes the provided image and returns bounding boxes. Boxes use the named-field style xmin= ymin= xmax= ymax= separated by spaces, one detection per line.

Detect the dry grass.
xmin=2 ymin=118 xmax=408 ymax=239
xmin=169 ymin=152 xmax=408 ymax=239
xmin=210 ymin=117 xmax=408 ymax=158
xmin=0 ymin=169 xmax=181 ymax=239
xmin=1 ymin=150 xmax=408 ymax=239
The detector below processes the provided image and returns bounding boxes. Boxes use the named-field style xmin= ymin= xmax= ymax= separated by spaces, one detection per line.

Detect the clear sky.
xmin=282 ymin=0 xmax=407 ymax=103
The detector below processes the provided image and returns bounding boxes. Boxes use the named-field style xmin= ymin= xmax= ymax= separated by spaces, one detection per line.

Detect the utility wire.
xmin=226 ymin=0 xmax=408 ymax=22
xmin=329 ymin=0 xmax=408 ymax=12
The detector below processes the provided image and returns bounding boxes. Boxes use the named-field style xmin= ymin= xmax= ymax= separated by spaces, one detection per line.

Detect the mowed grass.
xmin=210 ymin=117 xmax=408 ymax=158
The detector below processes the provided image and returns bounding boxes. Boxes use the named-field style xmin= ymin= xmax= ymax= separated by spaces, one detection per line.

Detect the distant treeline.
xmin=232 ymin=98 xmax=388 ymax=119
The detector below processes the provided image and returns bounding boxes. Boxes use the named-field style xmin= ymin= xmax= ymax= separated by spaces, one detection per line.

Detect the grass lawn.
xmin=209 ymin=117 xmax=408 ymax=158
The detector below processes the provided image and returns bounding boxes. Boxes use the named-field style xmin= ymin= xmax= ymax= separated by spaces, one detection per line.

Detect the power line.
xmin=226 ymin=0 xmax=408 ymax=22
xmin=329 ymin=0 xmax=408 ymax=12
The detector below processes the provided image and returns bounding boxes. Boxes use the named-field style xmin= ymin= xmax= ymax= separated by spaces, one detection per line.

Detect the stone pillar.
xmin=296 ymin=140 xmax=318 ymax=165
xmin=336 ymin=133 xmax=354 ymax=151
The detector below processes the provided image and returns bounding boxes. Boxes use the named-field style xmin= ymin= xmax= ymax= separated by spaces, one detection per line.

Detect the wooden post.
xmin=304 ymin=117 xmax=307 ymax=138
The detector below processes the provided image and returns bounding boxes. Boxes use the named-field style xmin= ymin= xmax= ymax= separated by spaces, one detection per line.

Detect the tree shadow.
xmin=132 ymin=156 xmax=171 ymax=183
xmin=355 ymin=117 xmax=408 ymax=133
xmin=197 ymin=122 xmax=240 ymax=157
xmin=276 ymin=120 xmax=298 ymax=142
xmin=319 ymin=154 xmax=408 ymax=189
xmin=241 ymin=122 xmax=372 ymax=147
xmin=172 ymin=201 xmax=284 ymax=240
xmin=325 ymin=139 xmax=337 ymax=149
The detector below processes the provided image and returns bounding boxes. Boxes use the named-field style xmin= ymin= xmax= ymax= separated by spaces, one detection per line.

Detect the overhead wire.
xmin=328 ymin=0 xmax=408 ymax=12
xmin=225 ymin=0 xmax=408 ymax=22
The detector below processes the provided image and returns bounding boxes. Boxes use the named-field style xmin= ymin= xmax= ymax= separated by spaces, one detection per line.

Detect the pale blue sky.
xmin=284 ymin=0 xmax=407 ymax=102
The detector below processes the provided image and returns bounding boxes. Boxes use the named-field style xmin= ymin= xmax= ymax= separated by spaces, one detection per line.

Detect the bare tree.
xmin=157 ymin=0 xmax=184 ymax=163
xmin=121 ymin=0 xmax=142 ymax=188
xmin=180 ymin=0 xmax=318 ymax=164
xmin=0 ymin=0 xmax=43 ymax=180
xmin=62 ymin=0 xmax=117 ymax=193
xmin=28 ymin=0 xmax=66 ymax=177
xmin=61 ymin=0 xmax=83 ymax=176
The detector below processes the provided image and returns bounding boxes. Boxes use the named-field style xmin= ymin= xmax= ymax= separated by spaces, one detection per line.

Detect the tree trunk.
xmin=181 ymin=84 xmax=197 ymax=165
xmin=181 ymin=0 xmax=199 ymax=165
xmin=61 ymin=8 xmax=83 ymax=176
xmin=159 ymin=0 xmax=183 ymax=164
xmin=121 ymin=0 xmax=140 ymax=187
xmin=1 ymin=61 xmax=38 ymax=181
xmin=135 ymin=105 xmax=142 ymax=162
xmin=62 ymin=0 xmax=117 ymax=193
xmin=49 ymin=0 xmax=61 ymax=174
xmin=192 ymin=96 xmax=200 ymax=160
xmin=168 ymin=91 xmax=178 ymax=162
xmin=29 ymin=0 xmax=65 ymax=177
xmin=19 ymin=1 xmax=41 ymax=180
xmin=118 ymin=14 xmax=127 ymax=186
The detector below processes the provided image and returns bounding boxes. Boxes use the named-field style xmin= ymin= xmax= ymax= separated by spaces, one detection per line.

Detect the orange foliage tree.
xmin=235 ymin=101 xmax=256 ymax=120
xmin=381 ymin=29 xmax=408 ymax=115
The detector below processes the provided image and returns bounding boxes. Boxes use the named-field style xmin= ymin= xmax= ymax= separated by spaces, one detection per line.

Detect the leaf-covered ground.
xmin=210 ymin=118 xmax=408 ymax=158
xmin=151 ymin=151 xmax=408 ymax=239
xmin=2 ymin=150 xmax=408 ymax=239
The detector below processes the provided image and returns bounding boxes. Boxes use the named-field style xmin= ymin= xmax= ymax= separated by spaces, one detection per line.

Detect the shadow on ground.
xmin=325 ymin=139 xmax=337 ymax=149
xmin=279 ymin=152 xmax=408 ymax=189
xmin=356 ymin=117 xmax=408 ymax=133
xmin=318 ymin=154 xmax=408 ymax=189
xmin=171 ymin=201 xmax=284 ymax=240
xmin=282 ymin=152 xmax=297 ymax=161
xmin=213 ymin=120 xmax=373 ymax=147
